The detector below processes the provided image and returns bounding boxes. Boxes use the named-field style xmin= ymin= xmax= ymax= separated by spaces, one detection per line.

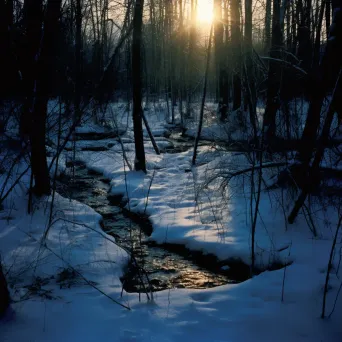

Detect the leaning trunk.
xmin=296 ymin=0 xmax=342 ymax=181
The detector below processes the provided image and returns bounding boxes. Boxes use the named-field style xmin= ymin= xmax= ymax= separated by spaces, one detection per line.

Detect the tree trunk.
xmin=72 ymin=0 xmax=82 ymax=179
xmin=0 ymin=0 xmax=13 ymax=102
xmin=192 ymin=25 xmax=213 ymax=165
xmin=33 ymin=0 xmax=62 ymax=195
xmin=289 ymin=70 xmax=342 ymax=223
xmin=264 ymin=0 xmax=272 ymax=53
xmin=21 ymin=0 xmax=62 ymax=196
xmin=178 ymin=0 xmax=185 ymax=126
xmin=291 ymin=0 xmax=297 ymax=54
xmin=312 ymin=0 xmax=325 ymax=69
xmin=75 ymin=0 xmax=82 ymax=119
xmin=0 ymin=263 xmax=10 ymax=317
xmin=286 ymin=0 xmax=291 ymax=50
xmin=231 ymin=0 xmax=242 ymax=111
xmin=132 ymin=0 xmax=146 ymax=172
xmin=263 ymin=0 xmax=283 ymax=143
xmin=186 ymin=0 xmax=197 ymax=117
xmin=245 ymin=0 xmax=257 ymax=137
xmin=297 ymin=0 xmax=312 ymax=72
xmin=296 ymin=0 xmax=342 ymax=180
xmin=326 ymin=0 xmax=331 ymax=40
xmin=214 ymin=0 xmax=228 ymax=121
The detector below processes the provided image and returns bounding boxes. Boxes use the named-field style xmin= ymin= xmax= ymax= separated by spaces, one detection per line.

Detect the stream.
xmin=57 ymin=131 xmax=250 ymax=293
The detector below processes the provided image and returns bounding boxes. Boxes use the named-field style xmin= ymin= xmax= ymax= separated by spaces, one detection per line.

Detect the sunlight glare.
xmin=197 ymin=0 xmax=213 ymax=24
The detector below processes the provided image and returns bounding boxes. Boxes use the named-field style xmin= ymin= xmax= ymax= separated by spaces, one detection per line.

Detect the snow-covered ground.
xmin=1 ymin=104 xmax=341 ymax=341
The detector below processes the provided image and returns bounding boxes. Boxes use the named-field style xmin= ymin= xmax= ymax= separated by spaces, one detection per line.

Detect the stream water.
xmin=57 ymin=133 xmax=250 ymax=293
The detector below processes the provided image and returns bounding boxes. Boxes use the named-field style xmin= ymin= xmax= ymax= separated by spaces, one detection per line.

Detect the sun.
xmin=197 ymin=0 xmax=213 ymax=23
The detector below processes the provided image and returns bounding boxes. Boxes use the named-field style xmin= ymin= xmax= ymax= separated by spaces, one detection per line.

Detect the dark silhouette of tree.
xmin=132 ymin=0 xmax=146 ymax=172
xmin=231 ymin=0 xmax=242 ymax=111
xmin=214 ymin=0 xmax=228 ymax=122
xmin=263 ymin=0 xmax=283 ymax=144
xmin=0 ymin=263 xmax=10 ymax=317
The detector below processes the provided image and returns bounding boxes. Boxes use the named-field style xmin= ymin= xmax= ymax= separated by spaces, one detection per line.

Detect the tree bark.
xmin=21 ymin=0 xmax=61 ymax=196
xmin=214 ymin=0 xmax=228 ymax=121
xmin=231 ymin=0 xmax=242 ymax=111
xmin=32 ymin=0 xmax=62 ymax=195
xmin=192 ymin=25 xmax=213 ymax=165
xmin=0 ymin=0 xmax=13 ymax=101
xmin=245 ymin=0 xmax=257 ymax=136
xmin=264 ymin=0 xmax=272 ymax=53
xmin=0 ymin=263 xmax=10 ymax=317
xmin=263 ymin=0 xmax=283 ymax=143
xmin=132 ymin=0 xmax=146 ymax=172
xmin=186 ymin=0 xmax=197 ymax=117
xmin=297 ymin=0 xmax=312 ymax=72
xmin=326 ymin=0 xmax=331 ymax=40
xmin=313 ymin=1 xmax=326 ymax=69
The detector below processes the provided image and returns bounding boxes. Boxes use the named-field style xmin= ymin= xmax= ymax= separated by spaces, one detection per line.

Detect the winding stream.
xmin=57 ymin=132 xmax=250 ymax=293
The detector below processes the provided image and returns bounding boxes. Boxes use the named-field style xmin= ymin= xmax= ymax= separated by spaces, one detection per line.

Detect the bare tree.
xmin=231 ymin=0 xmax=242 ymax=111
xmin=132 ymin=0 xmax=146 ymax=172
xmin=214 ymin=0 xmax=229 ymax=121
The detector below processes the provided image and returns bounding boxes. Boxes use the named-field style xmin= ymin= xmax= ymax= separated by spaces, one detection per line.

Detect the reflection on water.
xmin=57 ymin=163 xmax=237 ymax=292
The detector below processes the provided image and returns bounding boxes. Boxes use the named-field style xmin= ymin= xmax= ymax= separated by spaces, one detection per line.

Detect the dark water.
xmin=57 ymin=142 xmax=249 ymax=293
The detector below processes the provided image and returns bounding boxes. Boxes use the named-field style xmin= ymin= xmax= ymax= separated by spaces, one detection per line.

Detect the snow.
xmin=1 ymin=103 xmax=341 ymax=341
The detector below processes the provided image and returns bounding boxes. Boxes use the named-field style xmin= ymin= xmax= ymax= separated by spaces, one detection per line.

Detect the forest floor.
xmin=1 ymin=103 xmax=341 ymax=341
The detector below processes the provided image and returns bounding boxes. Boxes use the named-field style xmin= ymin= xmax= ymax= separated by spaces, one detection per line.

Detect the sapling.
xmin=321 ymin=215 xmax=342 ymax=318
xmin=281 ymin=243 xmax=292 ymax=302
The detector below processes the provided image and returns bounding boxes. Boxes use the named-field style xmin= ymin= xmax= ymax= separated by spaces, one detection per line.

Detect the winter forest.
xmin=0 ymin=0 xmax=341 ymax=341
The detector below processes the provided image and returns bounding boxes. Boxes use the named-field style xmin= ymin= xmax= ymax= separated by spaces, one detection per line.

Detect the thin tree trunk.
xmin=214 ymin=0 xmax=229 ymax=122
xmin=326 ymin=0 xmax=331 ymax=40
xmin=321 ymin=216 xmax=342 ymax=318
xmin=186 ymin=0 xmax=196 ymax=117
xmin=0 ymin=263 xmax=10 ymax=317
xmin=192 ymin=25 xmax=213 ymax=165
xmin=245 ymin=0 xmax=257 ymax=136
xmin=263 ymin=0 xmax=283 ymax=143
xmin=178 ymin=0 xmax=185 ymax=127
xmin=73 ymin=0 xmax=82 ymax=179
xmin=231 ymin=0 xmax=242 ymax=111
xmin=132 ymin=0 xmax=146 ymax=172
xmin=313 ymin=0 xmax=325 ymax=69
xmin=297 ymin=0 xmax=312 ymax=71
xmin=264 ymin=0 xmax=272 ymax=53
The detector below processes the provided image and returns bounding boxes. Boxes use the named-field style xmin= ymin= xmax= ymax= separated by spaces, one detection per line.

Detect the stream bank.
xmin=57 ymin=160 xmax=250 ymax=293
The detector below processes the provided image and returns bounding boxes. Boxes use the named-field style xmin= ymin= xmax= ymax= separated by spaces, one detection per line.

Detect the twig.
xmin=281 ymin=243 xmax=292 ymax=302
xmin=144 ymin=170 xmax=155 ymax=214
xmin=328 ymin=280 xmax=342 ymax=318
xmin=260 ymin=56 xmax=308 ymax=75
xmin=109 ymin=107 xmax=132 ymax=171
xmin=0 ymin=166 xmax=30 ymax=205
